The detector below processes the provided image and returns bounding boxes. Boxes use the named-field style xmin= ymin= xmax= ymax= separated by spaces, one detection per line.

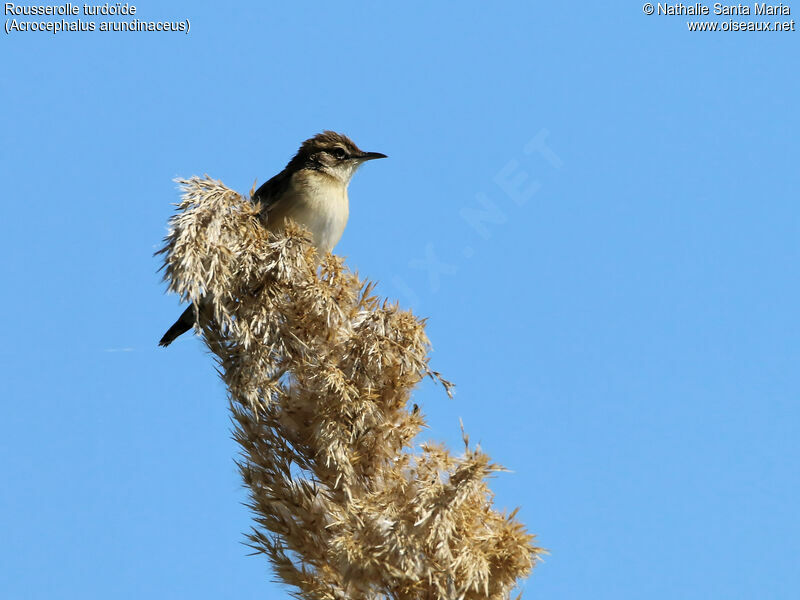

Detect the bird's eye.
xmin=331 ymin=147 xmax=347 ymax=159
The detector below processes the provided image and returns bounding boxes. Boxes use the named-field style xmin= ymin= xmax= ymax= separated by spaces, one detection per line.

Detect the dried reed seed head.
xmin=159 ymin=176 xmax=542 ymax=599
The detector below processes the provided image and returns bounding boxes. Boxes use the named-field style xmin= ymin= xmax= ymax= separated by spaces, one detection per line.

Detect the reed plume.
xmin=158 ymin=175 xmax=542 ymax=599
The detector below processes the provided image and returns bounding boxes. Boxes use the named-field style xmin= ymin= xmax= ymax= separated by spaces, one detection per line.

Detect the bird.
xmin=158 ymin=131 xmax=387 ymax=347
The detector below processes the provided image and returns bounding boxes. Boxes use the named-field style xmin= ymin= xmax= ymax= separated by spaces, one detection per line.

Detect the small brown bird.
xmin=158 ymin=131 xmax=387 ymax=347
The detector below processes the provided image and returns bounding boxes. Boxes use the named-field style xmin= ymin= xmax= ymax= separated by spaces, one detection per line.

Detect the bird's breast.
xmin=270 ymin=172 xmax=349 ymax=254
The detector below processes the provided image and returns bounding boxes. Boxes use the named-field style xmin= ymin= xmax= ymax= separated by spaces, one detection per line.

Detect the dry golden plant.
xmin=158 ymin=176 xmax=543 ymax=600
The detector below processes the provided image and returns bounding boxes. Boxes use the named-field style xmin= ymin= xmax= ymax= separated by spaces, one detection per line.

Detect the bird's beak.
xmin=358 ymin=151 xmax=388 ymax=161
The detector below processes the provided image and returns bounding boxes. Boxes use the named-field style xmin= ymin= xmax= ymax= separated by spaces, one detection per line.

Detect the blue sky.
xmin=2 ymin=2 xmax=798 ymax=598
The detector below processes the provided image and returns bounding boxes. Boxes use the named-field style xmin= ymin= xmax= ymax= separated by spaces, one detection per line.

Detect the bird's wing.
xmin=252 ymin=169 xmax=292 ymax=216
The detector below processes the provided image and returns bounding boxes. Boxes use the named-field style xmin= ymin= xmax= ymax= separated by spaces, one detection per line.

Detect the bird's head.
xmin=291 ymin=131 xmax=387 ymax=184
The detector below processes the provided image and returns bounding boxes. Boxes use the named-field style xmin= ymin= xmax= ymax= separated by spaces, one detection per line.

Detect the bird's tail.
xmin=158 ymin=305 xmax=196 ymax=347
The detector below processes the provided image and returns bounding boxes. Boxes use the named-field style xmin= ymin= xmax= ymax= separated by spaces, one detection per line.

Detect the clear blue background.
xmin=2 ymin=2 xmax=798 ymax=598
